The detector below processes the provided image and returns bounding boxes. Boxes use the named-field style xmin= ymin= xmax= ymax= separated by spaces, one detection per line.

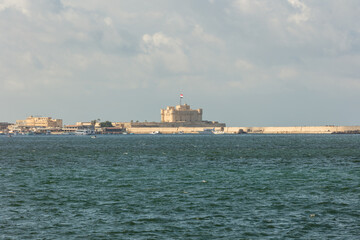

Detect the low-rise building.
xmin=0 ymin=122 xmax=13 ymax=134
xmin=63 ymin=124 xmax=95 ymax=133
xmin=16 ymin=116 xmax=63 ymax=128
xmin=102 ymin=127 xmax=125 ymax=134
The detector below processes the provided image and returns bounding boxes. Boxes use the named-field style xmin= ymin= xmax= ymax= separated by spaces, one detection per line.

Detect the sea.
xmin=0 ymin=134 xmax=359 ymax=239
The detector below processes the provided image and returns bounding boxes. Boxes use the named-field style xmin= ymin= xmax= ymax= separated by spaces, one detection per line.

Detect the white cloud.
xmin=235 ymin=59 xmax=254 ymax=70
xmin=287 ymin=0 xmax=310 ymax=24
xmin=192 ymin=25 xmax=223 ymax=46
xmin=278 ymin=67 xmax=298 ymax=79
xmin=140 ymin=32 xmax=189 ymax=73
xmin=104 ymin=17 xmax=112 ymax=26
xmin=0 ymin=0 xmax=29 ymax=15
xmin=232 ymin=0 xmax=266 ymax=14
xmin=4 ymin=79 xmax=26 ymax=91
xmin=142 ymin=32 xmax=178 ymax=49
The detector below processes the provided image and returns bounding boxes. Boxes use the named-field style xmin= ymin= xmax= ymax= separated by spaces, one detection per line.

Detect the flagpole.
xmin=180 ymin=94 xmax=183 ymax=105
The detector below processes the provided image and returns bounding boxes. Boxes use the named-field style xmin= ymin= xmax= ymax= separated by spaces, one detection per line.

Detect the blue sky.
xmin=1 ymin=0 xmax=360 ymax=126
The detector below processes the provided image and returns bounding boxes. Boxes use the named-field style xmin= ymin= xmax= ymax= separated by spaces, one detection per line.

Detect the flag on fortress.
xmin=180 ymin=94 xmax=183 ymax=98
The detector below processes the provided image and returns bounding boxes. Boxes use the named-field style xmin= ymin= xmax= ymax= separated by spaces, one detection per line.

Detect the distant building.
xmin=76 ymin=122 xmax=100 ymax=127
xmin=16 ymin=116 xmax=63 ymax=128
xmin=102 ymin=127 xmax=125 ymax=134
xmin=161 ymin=104 xmax=202 ymax=123
xmin=0 ymin=122 xmax=12 ymax=133
xmin=62 ymin=125 xmax=86 ymax=132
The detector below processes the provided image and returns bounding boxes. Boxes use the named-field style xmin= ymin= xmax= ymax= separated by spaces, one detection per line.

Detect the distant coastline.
xmin=2 ymin=103 xmax=360 ymax=135
xmin=2 ymin=121 xmax=360 ymax=135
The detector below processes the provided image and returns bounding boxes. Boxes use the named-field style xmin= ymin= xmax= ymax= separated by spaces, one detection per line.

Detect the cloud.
xmin=104 ymin=17 xmax=112 ymax=26
xmin=287 ymin=0 xmax=310 ymax=24
xmin=232 ymin=0 xmax=267 ymax=14
xmin=278 ymin=67 xmax=298 ymax=80
xmin=3 ymin=79 xmax=26 ymax=91
xmin=235 ymin=59 xmax=255 ymax=70
xmin=192 ymin=24 xmax=223 ymax=46
xmin=140 ymin=32 xmax=189 ymax=73
xmin=0 ymin=0 xmax=29 ymax=15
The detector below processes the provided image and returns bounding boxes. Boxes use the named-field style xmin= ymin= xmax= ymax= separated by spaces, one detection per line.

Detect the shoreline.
xmin=2 ymin=125 xmax=360 ymax=135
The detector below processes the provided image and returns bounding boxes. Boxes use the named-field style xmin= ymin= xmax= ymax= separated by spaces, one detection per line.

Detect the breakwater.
xmin=127 ymin=126 xmax=360 ymax=134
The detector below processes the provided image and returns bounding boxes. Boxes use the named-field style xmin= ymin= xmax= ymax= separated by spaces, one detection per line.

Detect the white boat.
xmin=150 ymin=131 xmax=161 ymax=134
xmin=75 ymin=129 xmax=95 ymax=135
xmin=197 ymin=129 xmax=214 ymax=135
xmin=197 ymin=129 xmax=225 ymax=135
xmin=212 ymin=130 xmax=225 ymax=135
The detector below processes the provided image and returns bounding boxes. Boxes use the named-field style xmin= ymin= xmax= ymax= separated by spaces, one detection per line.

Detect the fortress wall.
xmin=224 ymin=126 xmax=360 ymax=134
xmin=116 ymin=121 xmax=225 ymax=128
xmin=127 ymin=126 xmax=360 ymax=134
xmin=127 ymin=127 xmax=223 ymax=134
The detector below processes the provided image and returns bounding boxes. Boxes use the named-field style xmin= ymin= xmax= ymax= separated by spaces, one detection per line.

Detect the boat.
xmin=75 ymin=129 xmax=95 ymax=135
xmin=197 ymin=129 xmax=214 ymax=135
xmin=212 ymin=130 xmax=225 ymax=135
xmin=150 ymin=131 xmax=161 ymax=134
xmin=197 ymin=128 xmax=225 ymax=135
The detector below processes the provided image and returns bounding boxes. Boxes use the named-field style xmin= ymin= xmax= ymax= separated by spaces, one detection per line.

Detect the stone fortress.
xmin=115 ymin=103 xmax=225 ymax=131
xmin=161 ymin=104 xmax=202 ymax=123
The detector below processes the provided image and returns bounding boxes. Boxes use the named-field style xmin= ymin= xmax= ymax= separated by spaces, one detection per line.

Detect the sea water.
xmin=0 ymin=134 xmax=359 ymax=239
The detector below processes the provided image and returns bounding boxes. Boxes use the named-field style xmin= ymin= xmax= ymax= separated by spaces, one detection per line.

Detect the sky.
xmin=1 ymin=0 xmax=360 ymax=126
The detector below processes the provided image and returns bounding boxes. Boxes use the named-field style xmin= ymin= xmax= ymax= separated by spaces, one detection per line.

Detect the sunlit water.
xmin=1 ymin=134 xmax=359 ymax=239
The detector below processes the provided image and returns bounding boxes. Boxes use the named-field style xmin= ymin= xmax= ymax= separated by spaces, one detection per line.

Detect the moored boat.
xmin=197 ymin=129 xmax=214 ymax=135
xmin=150 ymin=131 xmax=161 ymax=134
xmin=212 ymin=130 xmax=225 ymax=134
xmin=75 ymin=129 xmax=95 ymax=135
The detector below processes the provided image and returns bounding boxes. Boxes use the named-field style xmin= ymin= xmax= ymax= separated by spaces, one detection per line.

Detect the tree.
xmin=100 ymin=121 xmax=113 ymax=127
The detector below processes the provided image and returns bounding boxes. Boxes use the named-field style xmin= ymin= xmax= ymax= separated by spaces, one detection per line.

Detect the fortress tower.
xmin=161 ymin=104 xmax=203 ymax=123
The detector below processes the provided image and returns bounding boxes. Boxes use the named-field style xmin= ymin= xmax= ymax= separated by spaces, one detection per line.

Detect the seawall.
xmin=127 ymin=126 xmax=360 ymax=134
xmin=225 ymin=126 xmax=360 ymax=134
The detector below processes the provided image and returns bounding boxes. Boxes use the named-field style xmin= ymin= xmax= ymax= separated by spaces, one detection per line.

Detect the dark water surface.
xmin=1 ymin=135 xmax=359 ymax=239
